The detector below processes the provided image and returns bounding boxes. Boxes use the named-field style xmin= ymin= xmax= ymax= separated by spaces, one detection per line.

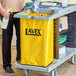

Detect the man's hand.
xmin=31 ymin=0 xmax=34 ymax=2
xmin=31 ymin=0 xmax=39 ymax=5
xmin=0 ymin=8 xmax=10 ymax=19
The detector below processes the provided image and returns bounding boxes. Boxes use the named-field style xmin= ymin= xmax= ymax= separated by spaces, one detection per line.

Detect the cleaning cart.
xmin=14 ymin=1 xmax=76 ymax=76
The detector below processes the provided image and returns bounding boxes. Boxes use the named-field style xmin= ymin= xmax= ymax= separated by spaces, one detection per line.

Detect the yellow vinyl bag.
xmin=20 ymin=13 xmax=54 ymax=67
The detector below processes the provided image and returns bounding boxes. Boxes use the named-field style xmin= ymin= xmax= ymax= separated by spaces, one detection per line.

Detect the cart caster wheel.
xmin=51 ymin=69 xmax=59 ymax=76
xmin=71 ymin=56 xmax=76 ymax=64
xmin=55 ymin=72 xmax=59 ymax=76
xmin=24 ymin=70 xmax=30 ymax=76
xmin=51 ymin=69 xmax=56 ymax=76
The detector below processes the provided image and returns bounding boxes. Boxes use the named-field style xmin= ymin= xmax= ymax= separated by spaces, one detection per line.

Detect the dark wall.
xmin=65 ymin=12 xmax=76 ymax=48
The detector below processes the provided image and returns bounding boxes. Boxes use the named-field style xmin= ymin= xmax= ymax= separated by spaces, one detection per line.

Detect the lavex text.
xmin=26 ymin=28 xmax=41 ymax=36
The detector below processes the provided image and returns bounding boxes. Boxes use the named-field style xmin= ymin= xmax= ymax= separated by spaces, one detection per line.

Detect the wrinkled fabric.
xmin=32 ymin=0 xmax=39 ymax=13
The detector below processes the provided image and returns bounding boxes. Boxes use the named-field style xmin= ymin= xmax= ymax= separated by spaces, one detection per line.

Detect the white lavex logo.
xmin=26 ymin=28 xmax=41 ymax=36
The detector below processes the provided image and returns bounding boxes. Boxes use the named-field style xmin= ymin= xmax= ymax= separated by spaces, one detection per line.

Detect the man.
xmin=0 ymin=0 xmax=34 ymax=75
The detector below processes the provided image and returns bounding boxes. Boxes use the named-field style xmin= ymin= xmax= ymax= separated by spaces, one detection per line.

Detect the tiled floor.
xmin=0 ymin=35 xmax=76 ymax=76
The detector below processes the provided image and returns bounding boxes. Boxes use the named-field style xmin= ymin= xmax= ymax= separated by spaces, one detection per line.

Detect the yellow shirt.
xmin=0 ymin=0 xmax=25 ymax=12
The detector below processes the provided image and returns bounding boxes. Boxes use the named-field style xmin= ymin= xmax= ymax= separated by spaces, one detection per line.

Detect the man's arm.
xmin=0 ymin=0 xmax=3 ymax=12
xmin=0 ymin=3 xmax=3 ymax=9
xmin=0 ymin=1 xmax=10 ymax=19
